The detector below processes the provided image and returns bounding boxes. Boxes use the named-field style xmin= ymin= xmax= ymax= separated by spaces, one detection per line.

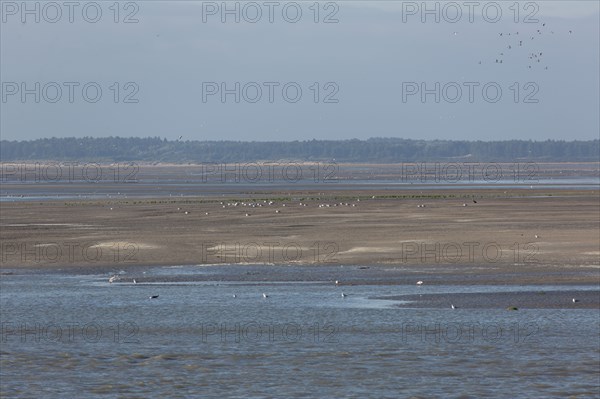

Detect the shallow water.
xmin=1 ymin=266 xmax=599 ymax=398
xmin=1 ymin=177 xmax=599 ymax=202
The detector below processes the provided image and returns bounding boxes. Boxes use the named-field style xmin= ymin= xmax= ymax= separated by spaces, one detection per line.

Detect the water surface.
xmin=1 ymin=265 xmax=599 ymax=398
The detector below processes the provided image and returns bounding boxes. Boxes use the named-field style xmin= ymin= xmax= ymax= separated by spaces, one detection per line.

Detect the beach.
xmin=1 ymin=185 xmax=598 ymax=286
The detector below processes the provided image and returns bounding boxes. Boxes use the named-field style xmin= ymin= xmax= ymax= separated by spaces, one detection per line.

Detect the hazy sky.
xmin=1 ymin=1 xmax=598 ymax=141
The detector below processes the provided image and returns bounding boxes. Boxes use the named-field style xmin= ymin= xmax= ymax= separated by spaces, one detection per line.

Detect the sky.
xmin=1 ymin=1 xmax=599 ymax=141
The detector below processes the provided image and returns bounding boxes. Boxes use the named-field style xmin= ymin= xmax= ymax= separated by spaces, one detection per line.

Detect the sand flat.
xmin=1 ymin=188 xmax=598 ymax=286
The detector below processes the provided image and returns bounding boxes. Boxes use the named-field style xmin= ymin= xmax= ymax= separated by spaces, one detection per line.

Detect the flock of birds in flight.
xmin=453 ymin=22 xmax=574 ymax=70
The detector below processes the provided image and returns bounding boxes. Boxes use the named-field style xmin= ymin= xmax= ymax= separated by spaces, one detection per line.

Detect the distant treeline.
xmin=1 ymin=137 xmax=599 ymax=163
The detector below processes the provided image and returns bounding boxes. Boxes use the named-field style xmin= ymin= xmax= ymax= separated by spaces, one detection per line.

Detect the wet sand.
xmin=381 ymin=290 xmax=600 ymax=309
xmin=1 ymin=187 xmax=599 ymax=286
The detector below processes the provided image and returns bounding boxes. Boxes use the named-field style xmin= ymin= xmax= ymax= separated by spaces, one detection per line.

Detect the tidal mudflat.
xmin=1 ymin=164 xmax=599 ymax=398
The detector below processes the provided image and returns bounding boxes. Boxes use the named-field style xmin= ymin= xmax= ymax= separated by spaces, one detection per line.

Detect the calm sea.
xmin=1 ymin=265 xmax=599 ymax=398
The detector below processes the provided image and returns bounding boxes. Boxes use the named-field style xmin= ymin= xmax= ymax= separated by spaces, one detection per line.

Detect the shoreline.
xmin=2 ymin=263 xmax=599 ymax=287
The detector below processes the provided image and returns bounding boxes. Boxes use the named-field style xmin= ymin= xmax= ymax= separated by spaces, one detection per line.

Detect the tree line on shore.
xmin=1 ymin=137 xmax=598 ymax=163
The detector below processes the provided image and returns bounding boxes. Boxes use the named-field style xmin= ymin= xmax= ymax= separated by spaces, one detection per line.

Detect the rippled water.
xmin=1 ymin=266 xmax=599 ymax=398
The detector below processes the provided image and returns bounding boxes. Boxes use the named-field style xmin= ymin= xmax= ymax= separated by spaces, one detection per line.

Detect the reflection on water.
xmin=1 ymin=267 xmax=599 ymax=398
